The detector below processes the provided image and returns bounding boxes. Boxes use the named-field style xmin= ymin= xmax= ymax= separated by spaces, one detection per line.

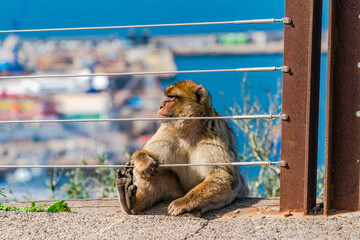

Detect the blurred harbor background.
xmin=0 ymin=0 xmax=329 ymax=200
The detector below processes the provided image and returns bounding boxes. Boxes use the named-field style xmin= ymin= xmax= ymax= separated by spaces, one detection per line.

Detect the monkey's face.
xmin=158 ymin=80 xmax=214 ymax=127
xmin=158 ymin=95 xmax=177 ymax=118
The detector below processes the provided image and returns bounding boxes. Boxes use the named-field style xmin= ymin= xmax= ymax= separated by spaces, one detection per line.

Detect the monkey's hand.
xmin=132 ymin=150 xmax=158 ymax=178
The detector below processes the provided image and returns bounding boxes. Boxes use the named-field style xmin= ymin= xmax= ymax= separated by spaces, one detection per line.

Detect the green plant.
xmin=228 ymin=76 xmax=327 ymax=198
xmin=0 ymin=187 xmax=5 ymax=198
xmin=0 ymin=200 xmax=71 ymax=213
xmin=46 ymin=200 xmax=71 ymax=213
xmin=227 ymin=75 xmax=282 ymax=197
xmin=92 ymin=154 xmax=117 ymax=198
xmin=22 ymin=189 xmax=32 ymax=201
xmin=60 ymin=154 xmax=118 ymax=199
xmin=0 ymin=202 xmax=44 ymax=212
xmin=45 ymin=168 xmax=63 ymax=199
xmin=4 ymin=182 xmax=33 ymax=201
xmin=61 ymin=160 xmax=91 ymax=199
xmin=6 ymin=183 xmax=17 ymax=201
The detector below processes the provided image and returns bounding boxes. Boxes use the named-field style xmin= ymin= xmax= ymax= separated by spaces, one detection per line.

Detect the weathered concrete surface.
xmin=1 ymin=198 xmax=360 ymax=239
xmin=3 ymin=198 xmax=284 ymax=219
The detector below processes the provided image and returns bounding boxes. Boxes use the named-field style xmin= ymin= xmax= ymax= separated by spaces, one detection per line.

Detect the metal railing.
xmin=0 ymin=10 xmax=327 ymax=215
xmin=0 ymin=18 xmax=289 ymax=174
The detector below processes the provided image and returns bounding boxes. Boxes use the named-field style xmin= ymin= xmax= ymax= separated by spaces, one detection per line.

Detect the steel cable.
xmin=0 ymin=66 xmax=289 ymax=80
xmin=0 ymin=113 xmax=288 ymax=124
xmin=0 ymin=18 xmax=288 ymax=34
xmin=0 ymin=161 xmax=287 ymax=169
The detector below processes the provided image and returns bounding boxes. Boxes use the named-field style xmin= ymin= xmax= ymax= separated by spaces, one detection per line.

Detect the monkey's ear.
xmin=194 ymin=85 xmax=208 ymax=104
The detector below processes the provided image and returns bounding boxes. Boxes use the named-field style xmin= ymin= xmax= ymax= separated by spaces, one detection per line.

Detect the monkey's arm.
xmin=132 ymin=126 xmax=177 ymax=177
xmin=131 ymin=149 xmax=158 ymax=178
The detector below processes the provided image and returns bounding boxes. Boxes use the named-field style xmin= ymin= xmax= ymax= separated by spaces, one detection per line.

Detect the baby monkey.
xmin=116 ymin=80 xmax=247 ymax=216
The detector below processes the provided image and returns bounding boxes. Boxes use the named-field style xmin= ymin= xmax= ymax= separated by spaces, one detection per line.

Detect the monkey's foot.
xmin=116 ymin=167 xmax=137 ymax=214
xmin=168 ymin=197 xmax=193 ymax=216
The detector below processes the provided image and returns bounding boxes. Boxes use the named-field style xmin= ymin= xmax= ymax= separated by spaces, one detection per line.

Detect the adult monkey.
xmin=116 ymin=80 xmax=248 ymax=216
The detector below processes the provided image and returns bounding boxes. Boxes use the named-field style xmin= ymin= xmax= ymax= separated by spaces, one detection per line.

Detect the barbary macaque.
xmin=116 ymin=80 xmax=248 ymax=216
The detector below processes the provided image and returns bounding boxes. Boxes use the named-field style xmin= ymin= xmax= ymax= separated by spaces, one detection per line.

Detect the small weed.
xmin=0 ymin=187 xmax=5 ymax=198
xmin=46 ymin=200 xmax=71 ymax=213
xmin=45 ymin=168 xmax=63 ymax=199
xmin=22 ymin=190 xmax=32 ymax=201
xmin=0 ymin=200 xmax=71 ymax=213
xmin=61 ymin=154 xmax=117 ymax=199
xmin=61 ymin=160 xmax=91 ymax=199
xmin=6 ymin=183 xmax=17 ymax=201
xmin=92 ymin=154 xmax=116 ymax=198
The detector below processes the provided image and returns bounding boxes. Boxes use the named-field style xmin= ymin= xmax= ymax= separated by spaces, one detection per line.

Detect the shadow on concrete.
xmin=142 ymin=197 xmax=265 ymax=219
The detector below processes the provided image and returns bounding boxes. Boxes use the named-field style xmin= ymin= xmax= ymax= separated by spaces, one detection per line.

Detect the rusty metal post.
xmin=324 ymin=0 xmax=360 ymax=214
xmin=280 ymin=0 xmax=322 ymax=214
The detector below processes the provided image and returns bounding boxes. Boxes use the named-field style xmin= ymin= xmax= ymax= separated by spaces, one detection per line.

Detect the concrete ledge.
xmin=2 ymin=197 xmax=316 ymax=219
xmin=1 ymin=198 xmax=360 ymax=239
xmin=4 ymin=197 xmax=282 ymax=219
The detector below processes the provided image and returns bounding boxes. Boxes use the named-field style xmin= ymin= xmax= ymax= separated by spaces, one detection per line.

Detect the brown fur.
xmin=116 ymin=80 xmax=248 ymax=216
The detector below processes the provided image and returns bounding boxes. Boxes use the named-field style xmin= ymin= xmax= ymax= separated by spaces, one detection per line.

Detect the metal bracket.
xmin=280 ymin=113 xmax=289 ymax=120
xmin=278 ymin=160 xmax=288 ymax=168
xmin=280 ymin=66 xmax=290 ymax=73
xmin=282 ymin=17 xmax=292 ymax=24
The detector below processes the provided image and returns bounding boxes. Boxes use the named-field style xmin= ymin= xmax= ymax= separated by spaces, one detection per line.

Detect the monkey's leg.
xmin=168 ymin=173 xmax=237 ymax=216
xmin=116 ymin=168 xmax=184 ymax=215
